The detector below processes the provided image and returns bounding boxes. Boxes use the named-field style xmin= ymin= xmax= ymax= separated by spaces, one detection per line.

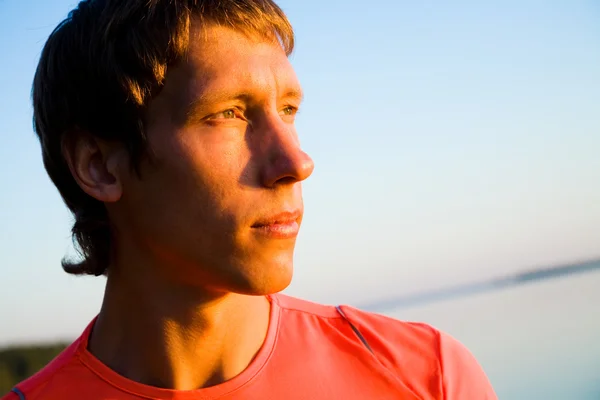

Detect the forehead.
xmin=165 ymin=23 xmax=300 ymax=107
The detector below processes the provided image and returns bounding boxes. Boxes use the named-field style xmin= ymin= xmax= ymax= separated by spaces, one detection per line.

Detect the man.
xmin=3 ymin=0 xmax=497 ymax=399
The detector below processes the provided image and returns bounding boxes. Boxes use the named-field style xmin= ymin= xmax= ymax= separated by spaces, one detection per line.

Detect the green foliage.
xmin=0 ymin=343 xmax=68 ymax=394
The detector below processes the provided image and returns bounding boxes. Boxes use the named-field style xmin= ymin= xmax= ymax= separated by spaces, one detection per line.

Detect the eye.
xmin=213 ymin=109 xmax=238 ymax=119
xmin=280 ymin=106 xmax=298 ymax=116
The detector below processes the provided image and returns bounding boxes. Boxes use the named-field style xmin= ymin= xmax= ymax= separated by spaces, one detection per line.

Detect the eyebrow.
xmin=281 ymin=88 xmax=304 ymax=103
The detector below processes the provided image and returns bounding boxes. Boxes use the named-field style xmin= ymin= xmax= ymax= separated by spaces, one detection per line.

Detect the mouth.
xmin=251 ymin=210 xmax=302 ymax=239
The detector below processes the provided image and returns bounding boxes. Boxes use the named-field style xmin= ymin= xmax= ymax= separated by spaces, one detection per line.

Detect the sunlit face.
xmin=115 ymin=23 xmax=314 ymax=294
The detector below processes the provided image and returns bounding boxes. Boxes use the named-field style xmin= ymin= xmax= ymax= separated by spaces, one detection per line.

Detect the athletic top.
xmin=2 ymin=294 xmax=497 ymax=399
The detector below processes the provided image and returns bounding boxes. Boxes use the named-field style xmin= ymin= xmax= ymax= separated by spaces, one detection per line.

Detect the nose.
xmin=258 ymin=116 xmax=314 ymax=188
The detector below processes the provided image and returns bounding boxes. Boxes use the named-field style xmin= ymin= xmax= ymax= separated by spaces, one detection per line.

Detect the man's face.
xmin=115 ymin=23 xmax=313 ymax=295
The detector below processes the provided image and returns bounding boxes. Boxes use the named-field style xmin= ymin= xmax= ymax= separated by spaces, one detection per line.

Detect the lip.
xmin=251 ymin=210 xmax=302 ymax=239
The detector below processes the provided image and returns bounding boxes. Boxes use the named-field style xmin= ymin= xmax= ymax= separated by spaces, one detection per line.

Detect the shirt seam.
xmin=336 ymin=305 xmax=427 ymax=400
xmin=436 ymin=329 xmax=446 ymax=400
xmin=76 ymin=352 xmax=155 ymax=400
xmin=276 ymin=304 xmax=343 ymax=319
xmin=76 ymin=303 xmax=282 ymax=399
xmin=211 ymin=303 xmax=282 ymax=398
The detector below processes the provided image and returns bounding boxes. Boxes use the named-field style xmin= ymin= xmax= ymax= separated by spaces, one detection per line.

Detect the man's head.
xmin=33 ymin=0 xmax=314 ymax=295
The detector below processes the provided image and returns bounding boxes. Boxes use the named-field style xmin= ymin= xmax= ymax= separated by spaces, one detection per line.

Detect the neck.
xmin=88 ymin=262 xmax=271 ymax=390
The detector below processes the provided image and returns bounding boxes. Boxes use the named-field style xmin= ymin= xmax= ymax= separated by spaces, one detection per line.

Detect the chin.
xmin=228 ymin=257 xmax=294 ymax=296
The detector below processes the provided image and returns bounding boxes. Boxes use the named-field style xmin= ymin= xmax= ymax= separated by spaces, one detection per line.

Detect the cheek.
xmin=163 ymin=131 xmax=252 ymax=216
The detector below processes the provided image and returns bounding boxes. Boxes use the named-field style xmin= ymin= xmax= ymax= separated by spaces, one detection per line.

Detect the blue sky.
xmin=0 ymin=0 xmax=598 ymax=345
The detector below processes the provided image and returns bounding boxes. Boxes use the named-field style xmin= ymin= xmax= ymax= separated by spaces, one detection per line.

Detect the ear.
xmin=62 ymin=132 xmax=127 ymax=203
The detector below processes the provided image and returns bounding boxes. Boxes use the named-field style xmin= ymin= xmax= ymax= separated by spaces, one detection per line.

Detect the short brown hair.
xmin=32 ymin=0 xmax=294 ymax=277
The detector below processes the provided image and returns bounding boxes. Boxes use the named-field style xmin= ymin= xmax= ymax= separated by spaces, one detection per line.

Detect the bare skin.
xmin=64 ymin=21 xmax=314 ymax=390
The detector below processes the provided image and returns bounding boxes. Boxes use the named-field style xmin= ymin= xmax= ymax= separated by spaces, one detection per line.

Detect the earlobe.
xmin=62 ymin=133 xmax=123 ymax=203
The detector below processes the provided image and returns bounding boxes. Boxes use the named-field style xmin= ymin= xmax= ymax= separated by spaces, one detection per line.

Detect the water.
xmin=382 ymin=267 xmax=600 ymax=399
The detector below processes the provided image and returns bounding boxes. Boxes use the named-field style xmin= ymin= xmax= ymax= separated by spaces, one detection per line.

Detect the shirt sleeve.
xmin=438 ymin=331 xmax=498 ymax=400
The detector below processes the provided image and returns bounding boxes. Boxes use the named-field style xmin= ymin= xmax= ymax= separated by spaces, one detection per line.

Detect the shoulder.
xmin=337 ymin=304 xmax=497 ymax=399
xmin=271 ymin=293 xmax=342 ymax=318
xmin=1 ymin=320 xmax=103 ymax=400
xmin=335 ymin=304 xmax=443 ymax=385
xmin=274 ymin=295 xmax=496 ymax=399
xmin=273 ymin=294 xmax=439 ymax=344
xmin=1 ymin=338 xmax=80 ymax=400
xmin=273 ymin=294 xmax=443 ymax=368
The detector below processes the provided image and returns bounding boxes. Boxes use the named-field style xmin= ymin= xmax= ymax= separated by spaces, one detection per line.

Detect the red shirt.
xmin=2 ymin=294 xmax=497 ymax=399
